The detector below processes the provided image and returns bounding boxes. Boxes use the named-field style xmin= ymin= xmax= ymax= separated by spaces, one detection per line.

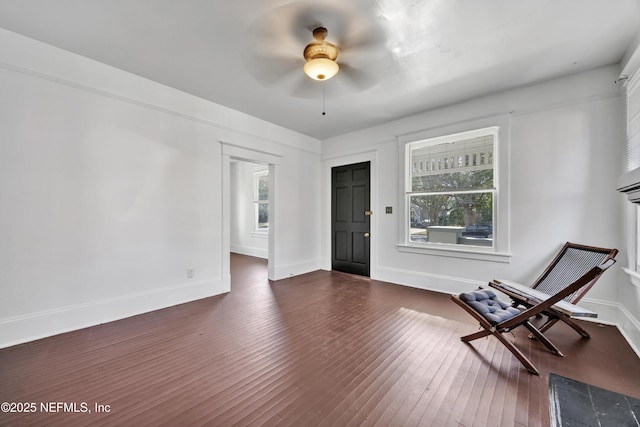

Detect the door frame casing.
xmin=322 ymin=150 xmax=378 ymax=278
xmin=221 ymin=141 xmax=281 ymax=289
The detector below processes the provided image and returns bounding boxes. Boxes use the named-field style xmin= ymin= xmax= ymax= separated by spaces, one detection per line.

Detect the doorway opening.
xmin=221 ymin=142 xmax=280 ymax=291
xmin=229 ymin=159 xmax=270 ymax=261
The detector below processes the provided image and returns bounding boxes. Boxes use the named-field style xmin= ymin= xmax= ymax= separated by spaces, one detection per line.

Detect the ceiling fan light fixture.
xmin=303 ymin=27 xmax=339 ymax=81
xmin=304 ymin=57 xmax=339 ymax=81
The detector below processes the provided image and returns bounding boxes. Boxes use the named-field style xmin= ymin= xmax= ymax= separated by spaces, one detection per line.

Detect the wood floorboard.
xmin=371 ymin=315 xmax=452 ymax=426
xmin=1 ymin=253 xmax=639 ymax=426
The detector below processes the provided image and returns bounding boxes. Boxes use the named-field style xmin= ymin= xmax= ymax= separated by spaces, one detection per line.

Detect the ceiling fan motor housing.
xmin=303 ymin=27 xmax=339 ymax=80
xmin=303 ymin=41 xmax=339 ymax=62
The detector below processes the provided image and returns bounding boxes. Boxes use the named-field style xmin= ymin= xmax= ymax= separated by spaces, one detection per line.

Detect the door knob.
xmin=364 ymin=233 xmax=370 ymax=237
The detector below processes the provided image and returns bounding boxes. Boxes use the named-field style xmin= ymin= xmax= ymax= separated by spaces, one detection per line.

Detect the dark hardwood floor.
xmin=1 ymin=253 xmax=639 ymax=426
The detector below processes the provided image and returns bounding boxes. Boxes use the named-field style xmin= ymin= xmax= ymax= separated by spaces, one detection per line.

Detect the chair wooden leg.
xmin=533 ymin=315 xmax=590 ymax=338
xmin=460 ymin=326 xmax=539 ymax=375
xmin=491 ymin=330 xmax=539 ymax=375
xmin=523 ymin=321 xmax=564 ymax=357
xmin=460 ymin=328 xmax=492 ymax=342
xmin=537 ymin=316 xmax=560 ymax=335
xmin=555 ymin=316 xmax=591 ymax=338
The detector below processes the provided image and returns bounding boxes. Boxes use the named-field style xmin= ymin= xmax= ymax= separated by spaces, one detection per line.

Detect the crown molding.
xmin=621 ymin=43 xmax=640 ymax=83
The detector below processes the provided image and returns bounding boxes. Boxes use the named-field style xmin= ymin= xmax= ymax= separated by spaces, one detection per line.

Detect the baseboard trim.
xmin=230 ymin=245 xmax=268 ymax=259
xmin=580 ymin=298 xmax=640 ymax=358
xmin=273 ymin=259 xmax=322 ymax=281
xmin=0 ymin=278 xmax=225 ymax=349
xmin=375 ymin=266 xmax=485 ymax=295
xmin=576 ymin=297 xmax=620 ymax=325
xmin=616 ymin=303 xmax=640 ymax=358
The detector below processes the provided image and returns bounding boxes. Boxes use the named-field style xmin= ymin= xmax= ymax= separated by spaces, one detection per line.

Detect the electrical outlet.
xmin=187 ymin=268 xmax=195 ymax=278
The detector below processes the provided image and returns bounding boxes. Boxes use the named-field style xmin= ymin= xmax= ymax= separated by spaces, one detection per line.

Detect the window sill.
xmin=251 ymin=231 xmax=268 ymax=238
xmin=622 ymin=268 xmax=640 ymax=289
xmin=397 ymin=243 xmax=512 ymax=263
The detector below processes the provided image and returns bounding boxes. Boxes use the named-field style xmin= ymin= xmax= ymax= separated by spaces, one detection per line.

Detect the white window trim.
xmin=619 ymin=46 xmax=640 ymax=276
xmin=254 ymin=170 xmax=269 ymax=233
xmin=396 ymin=243 xmax=512 ymax=262
xmin=622 ymin=267 xmax=640 ymax=289
xmin=397 ymin=115 xmax=512 ymax=262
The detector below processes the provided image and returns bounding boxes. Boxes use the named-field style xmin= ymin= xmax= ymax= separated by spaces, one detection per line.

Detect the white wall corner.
xmin=0 ymin=278 xmax=225 ymax=349
xmin=221 ymin=274 xmax=231 ymax=294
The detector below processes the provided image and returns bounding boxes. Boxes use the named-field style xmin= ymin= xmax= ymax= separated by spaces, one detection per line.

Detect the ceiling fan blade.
xmin=336 ymin=63 xmax=381 ymax=92
xmin=289 ymin=74 xmax=328 ymax=99
xmin=247 ymin=3 xmax=348 ymax=47
xmin=241 ymin=50 xmax=302 ymax=87
xmin=340 ymin=31 xmax=388 ymax=58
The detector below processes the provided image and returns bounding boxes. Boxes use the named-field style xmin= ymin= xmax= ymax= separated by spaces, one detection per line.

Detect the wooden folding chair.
xmin=491 ymin=242 xmax=618 ymax=338
xmin=451 ymin=258 xmax=616 ymax=374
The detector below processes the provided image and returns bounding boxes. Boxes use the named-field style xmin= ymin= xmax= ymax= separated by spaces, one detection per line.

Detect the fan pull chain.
xmin=322 ymin=85 xmax=326 ymax=116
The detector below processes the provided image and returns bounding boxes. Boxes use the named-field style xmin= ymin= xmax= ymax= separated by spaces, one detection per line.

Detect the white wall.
xmin=322 ymin=65 xmax=634 ymax=350
xmin=0 ymin=28 xmax=322 ymax=348
xmin=230 ymin=161 xmax=269 ymax=259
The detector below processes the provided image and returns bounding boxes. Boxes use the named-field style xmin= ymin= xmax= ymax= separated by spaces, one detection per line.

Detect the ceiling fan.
xmin=242 ymin=3 xmax=391 ymax=99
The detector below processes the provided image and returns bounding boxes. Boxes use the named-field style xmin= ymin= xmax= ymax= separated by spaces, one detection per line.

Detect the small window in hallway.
xmin=254 ymin=170 xmax=269 ymax=231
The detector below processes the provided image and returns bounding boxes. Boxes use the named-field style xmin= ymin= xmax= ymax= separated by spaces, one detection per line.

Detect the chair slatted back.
xmin=532 ymin=243 xmax=618 ymax=303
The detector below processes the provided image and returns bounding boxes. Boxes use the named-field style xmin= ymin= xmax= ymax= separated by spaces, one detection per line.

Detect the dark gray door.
xmin=331 ymin=162 xmax=370 ymax=276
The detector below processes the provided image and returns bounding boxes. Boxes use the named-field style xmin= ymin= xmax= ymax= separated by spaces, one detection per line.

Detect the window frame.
xmin=619 ymin=55 xmax=640 ymax=287
xmin=627 ymin=73 xmax=640 ymax=273
xmin=397 ymin=117 xmax=511 ymax=262
xmin=253 ymin=169 xmax=269 ymax=233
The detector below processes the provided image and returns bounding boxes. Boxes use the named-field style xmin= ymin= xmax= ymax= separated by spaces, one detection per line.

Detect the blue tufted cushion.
xmin=459 ymin=289 xmax=521 ymax=325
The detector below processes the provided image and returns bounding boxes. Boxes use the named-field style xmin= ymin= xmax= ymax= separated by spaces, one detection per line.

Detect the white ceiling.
xmin=0 ymin=0 xmax=638 ymax=140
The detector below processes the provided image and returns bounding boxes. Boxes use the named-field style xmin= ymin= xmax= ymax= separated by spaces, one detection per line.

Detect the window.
xmin=406 ymin=127 xmax=497 ymax=248
xmin=254 ymin=170 xmax=268 ymax=231
xmin=622 ymin=65 xmax=640 ymax=272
